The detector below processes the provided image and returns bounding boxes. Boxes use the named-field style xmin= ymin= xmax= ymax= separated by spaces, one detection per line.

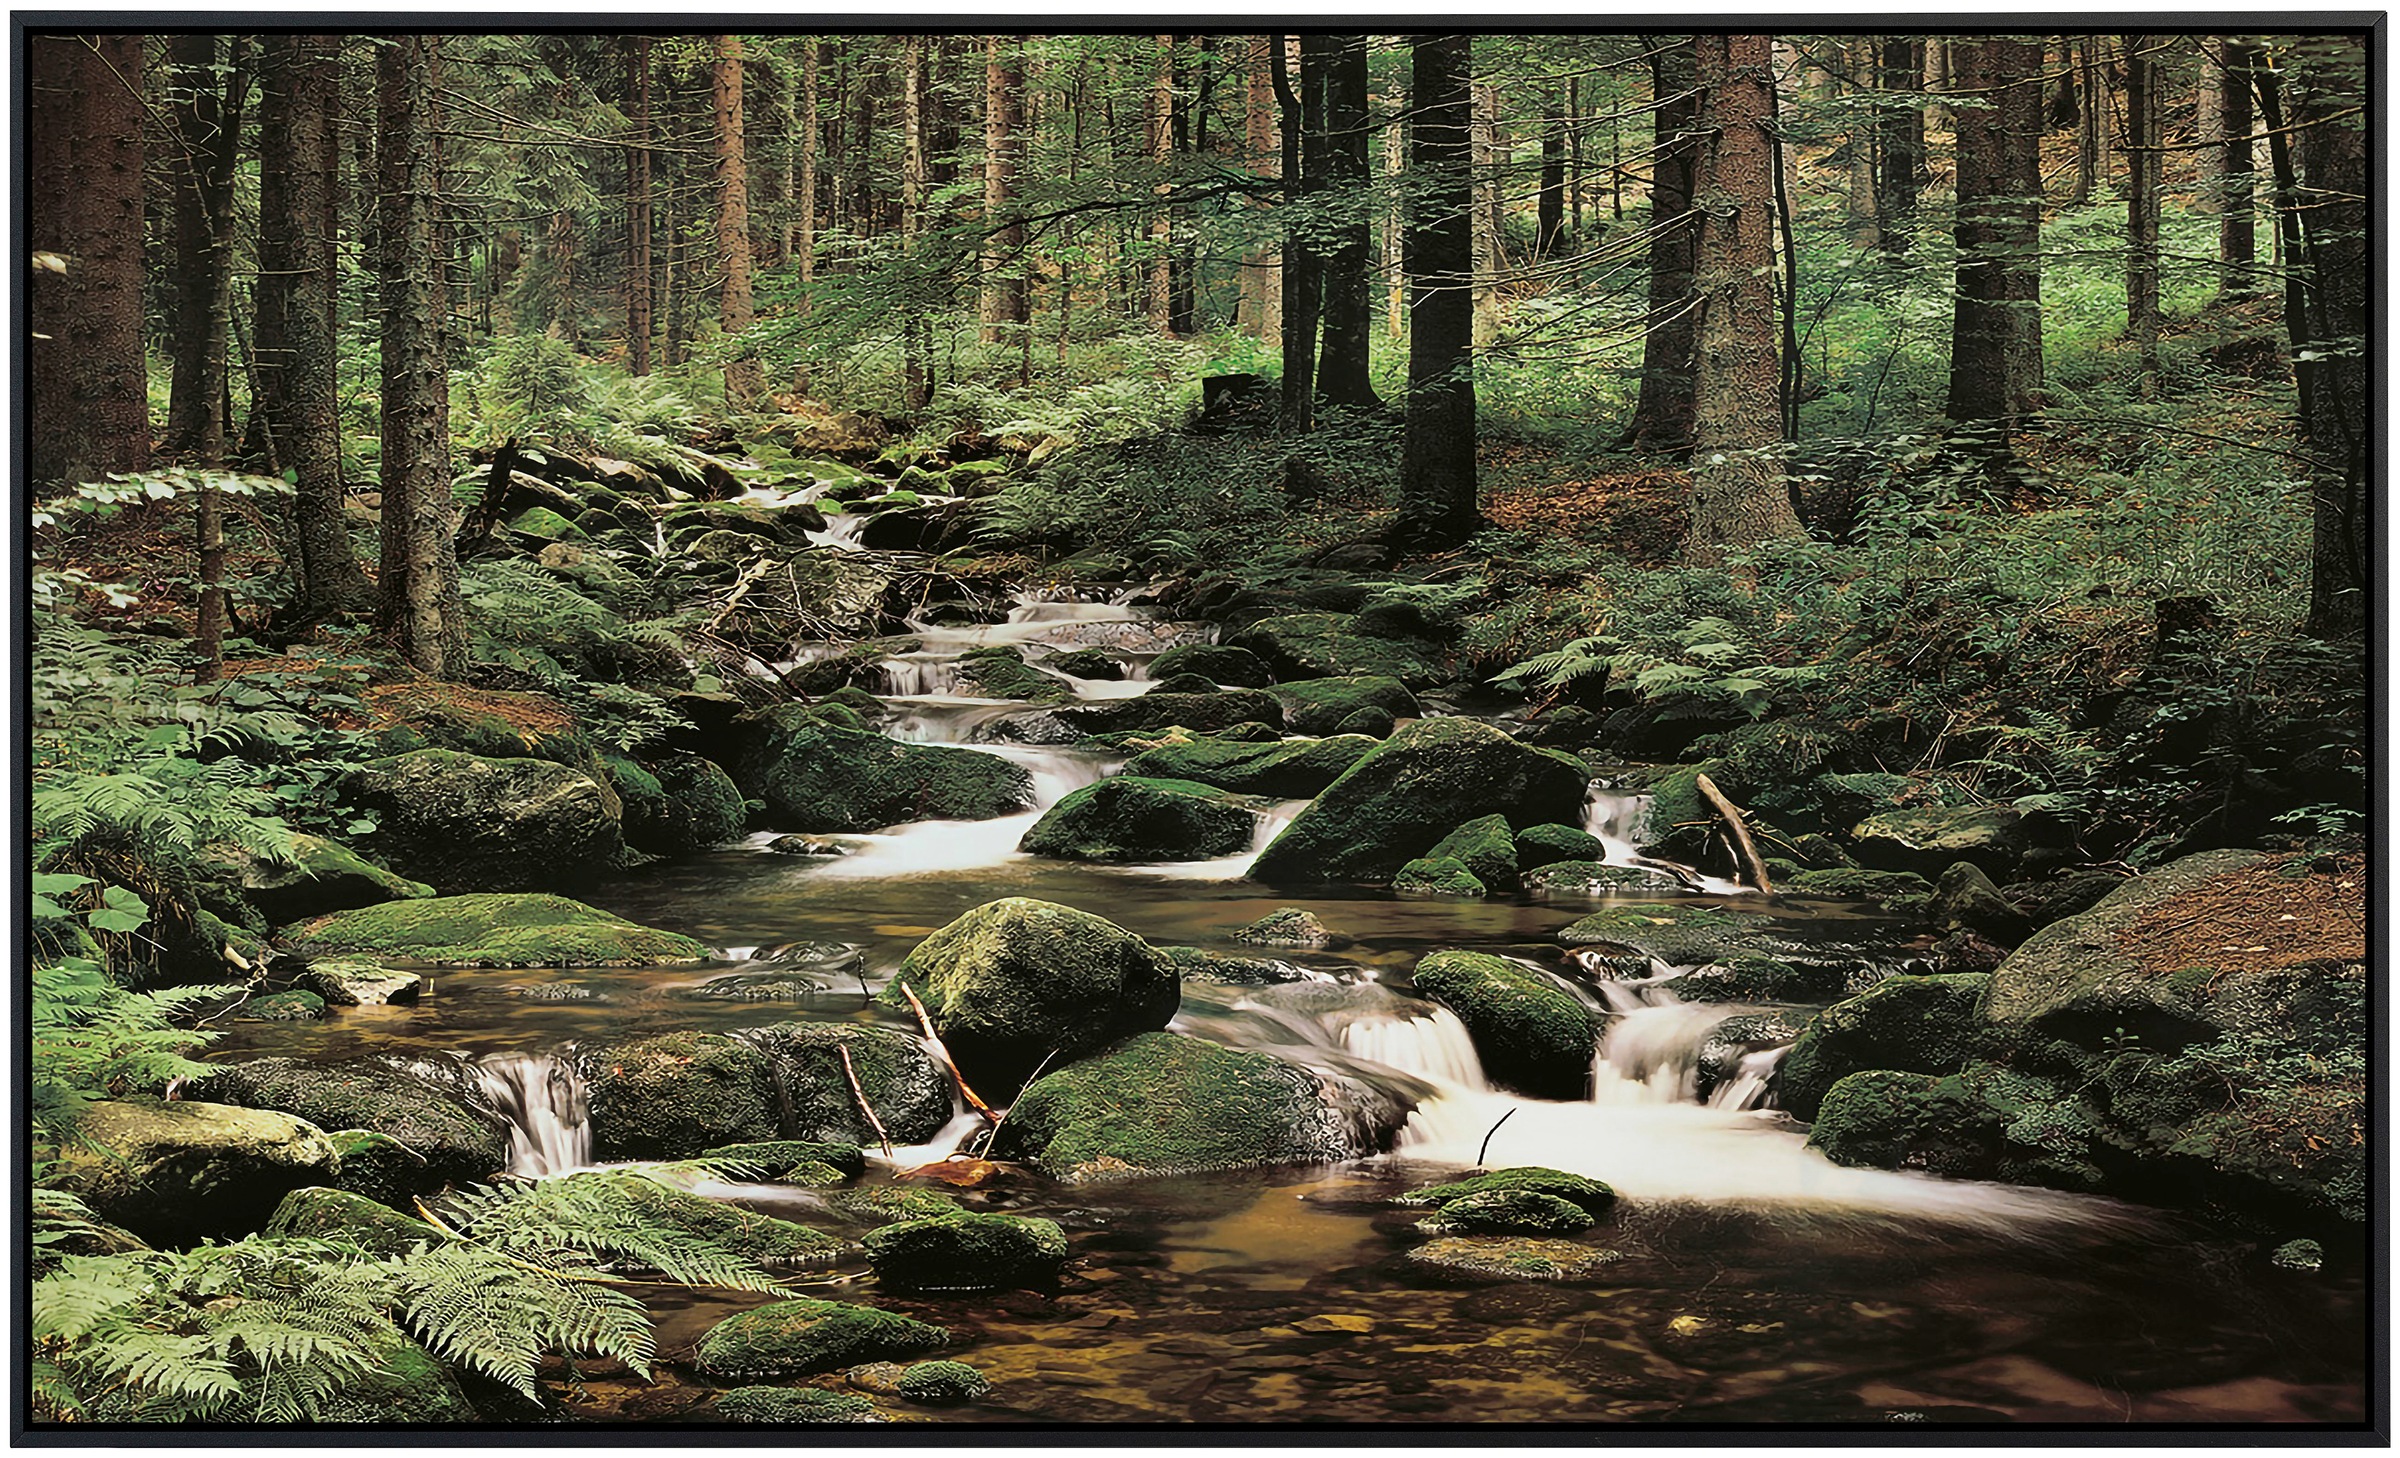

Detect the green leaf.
xmin=33 ymin=872 xmax=94 ymax=897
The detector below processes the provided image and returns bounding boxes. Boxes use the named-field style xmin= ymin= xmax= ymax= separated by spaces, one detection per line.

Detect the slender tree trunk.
xmin=624 ymin=37 xmax=653 ymax=376
xmin=1239 ymin=36 xmax=1281 ymax=338
xmin=1272 ymin=35 xmax=1317 ymax=430
xmin=1317 ymin=34 xmax=1379 ymax=407
xmin=378 ymin=34 xmax=459 ymax=676
xmin=2073 ymin=36 xmax=2101 ymax=206
xmin=1385 ymin=105 xmax=1406 ymax=337
xmin=714 ymin=34 xmax=763 ymax=405
xmin=164 ymin=36 xmax=243 ymax=463
xmin=2192 ymin=37 xmax=2224 ymax=216
xmin=1620 ymin=35 xmax=1699 ymax=454
xmin=979 ymin=35 xmax=1028 ymax=342
xmin=2124 ymin=33 xmax=2161 ymax=389
xmin=2219 ymin=41 xmax=2258 ymax=299
xmin=1945 ymin=35 xmax=2045 ymax=431
xmin=1536 ymin=87 xmax=1567 ymax=258
xmin=1468 ymin=77 xmax=1502 ymax=348
xmin=1878 ymin=37 xmax=1924 ymax=255
xmin=1845 ymin=38 xmax=1879 ymax=247
xmin=798 ymin=40 xmax=821 ymax=295
xmin=899 ymin=34 xmax=929 ymax=409
xmin=1680 ymin=34 xmax=1803 ymax=566
xmin=1394 ymin=32 xmax=1479 ymax=553
xmin=1147 ymin=34 xmax=1176 ymax=333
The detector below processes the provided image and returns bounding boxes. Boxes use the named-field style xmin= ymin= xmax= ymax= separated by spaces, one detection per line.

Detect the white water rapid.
xmin=466 ymin=1052 xmax=592 ymax=1177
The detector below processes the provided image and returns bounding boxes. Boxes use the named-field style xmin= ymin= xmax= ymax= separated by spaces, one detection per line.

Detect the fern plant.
xmin=30 ymin=956 xmax=231 ymax=1138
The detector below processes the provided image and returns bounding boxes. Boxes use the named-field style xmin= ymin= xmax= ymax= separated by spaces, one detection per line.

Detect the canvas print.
xmin=21 ymin=24 xmax=2374 ymax=1435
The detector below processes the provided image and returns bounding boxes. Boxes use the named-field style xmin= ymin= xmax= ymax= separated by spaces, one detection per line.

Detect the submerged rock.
xmin=1122 ymin=734 xmax=1374 ymax=798
xmin=896 ymin=1360 xmax=991 ymax=1404
xmin=1018 ymin=776 xmax=1260 ymax=862
xmin=1405 ymin=1236 xmax=1621 ymax=1283
xmin=44 ymin=1098 xmax=341 ymax=1243
xmin=715 ymin=1386 xmax=882 ymax=1424
xmin=731 ymin=706 xmax=1034 ymax=831
xmin=1230 ymin=908 xmax=1353 ymax=950
xmin=283 ymin=893 xmax=707 ymax=966
xmin=339 ymin=750 xmax=625 ymax=893
xmin=1409 ymin=951 xmax=1600 ymax=1101
xmin=861 ymin=1212 xmax=1069 ymax=1290
xmin=1161 ymin=945 xmax=1316 ymax=986
xmin=1394 ymin=1166 xmax=1617 ymax=1220
xmin=694 ymin=1299 xmax=949 ymax=1379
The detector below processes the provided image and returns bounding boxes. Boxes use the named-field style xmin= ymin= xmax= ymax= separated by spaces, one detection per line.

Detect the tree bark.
xmin=1680 ymin=33 xmax=1804 ymax=567
xmin=1844 ymin=38 xmax=1879 ymax=247
xmin=2218 ymin=41 xmax=2258 ymax=298
xmin=899 ymin=35 xmax=930 ymax=408
xmin=1317 ymin=34 xmax=1379 ymax=408
xmin=979 ymin=35 xmax=1028 ymax=341
xmin=1878 ymin=37 xmax=1924 ymax=255
xmin=1945 ymin=35 xmax=2045 ymax=431
xmin=164 ymin=36 xmax=244 ymax=464
xmin=1619 ymin=35 xmax=1699 ymax=455
xmin=1393 ymin=32 xmax=1480 ymax=553
xmin=798 ymin=40 xmax=822 ymax=293
xmin=29 ymin=32 xmax=150 ymax=487
xmin=2124 ymin=33 xmax=2161 ymax=389
xmin=1468 ymin=78 xmax=1502 ymax=348
xmin=623 ymin=38 xmax=653 ymax=375
xmin=1272 ymin=35 xmax=1317 ymax=431
xmin=1239 ymin=36 xmax=1281 ymax=339
xmin=1147 ymin=34 xmax=1176 ymax=333
xmin=714 ymin=34 xmax=764 ymax=405
xmin=1536 ymin=88 xmax=1567 ymax=258
xmin=2192 ymin=36 xmax=2224 ymax=216
xmin=2073 ymin=36 xmax=2101 ymax=206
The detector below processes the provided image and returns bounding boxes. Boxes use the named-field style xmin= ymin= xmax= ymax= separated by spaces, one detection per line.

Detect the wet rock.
xmin=1418 ymin=1188 xmax=1594 ymax=1236
xmin=206 ymin=832 xmax=433 ymax=926
xmin=1043 ymin=689 xmax=1287 ymax=739
xmin=730 ymin=705 xmax=1034 ymax=831
xmin=263 ymin=1186 xmax=440 ymax=1256
xmin=1161 ymin=946 xmax=1315 ymax=986
xmin=1249 ymin=719 xmax=1589 ymax=886
xmin=1269 ymin=676 xmax=1420 ymax=736
xmin=1122 ymin=734 xmax=1374 ymax=798
xmin=1804 ymin=1070 xmax=2012 ymax=1178
xmin=1928 ymin=861 xmax=2034 ymax=943
xmin=1554 ymin=903 xmax=1784 ymax=966
xmin=1426 ymin=813 xmax=1520 ymax=892
xmin=1523 ymin=861 xmax=1692 ymax=896
xmin=1930 ymin=929 xmax=2010 ymax=976
xmin=2271 ymin=1239 xmax=2325 ymax=1272
xmin=1695 ymin=1010 xmax=1810 ymax=1101
xmin=994 ymin=1031 xmax=1398 ymax=1180
xmin=583 ymin=1031 xmax=779 ymax=1160
xmin=325 ymin=1129 xmax=425 ymax=1209
xmin=715 ymin=1386 xmax=882 ymax=1424
xmin=1408 ymin=951 xmax=1600 ymax=1101
xmin=1148 ymin=671 xmax=1223 ymax=695
xmin=2001 ymin=870 xmax=2132 ymax=931
xmin=862 ymin=1212 xmax=1069 ymax=1290
xmin=1513 ymin=822 xmax=1607 ymax=870
xmin=1148 ymin=643 xmax=1273 ymax=688
xmin=1405 ymin=1236 xmax=1621 ymax=1282
xmin=1335 ymin=706 xmax=1397 ymax=738
xmin=530 ymin=1169 xmax=840 ymax=1267
xmin=236 ymin=989 xmax=326 ymax=1021
xmin=694 ymin=1299 xmax=950 ymax=1379
xmin=1044 ymin=647 xmax=1124 ymax=680
xmin=1018 ymin=776 xmax=1261 ymax=863
xmin=1392 ymin=856 xmax=1486 ymax=898
xmin=955 ymin=645 xmax=1077 ymax=703
xmin=831 ymin=1186 xmax=962 ymax=1225
xmin=339 ymin=750 xmax=625 ymax=893
xmin=1849 ymin=804 xmax=2027 ymax=878
xmin=1787 ymin=866 xmax=1935 ymax=916
xmin=704 ymin=1140 xmax=870 ymax=1183
xmin=1662 ymin=955 xmax=1848 ymax=1004
xmin=44 ymin=1098 xmax=341 ymax=1242
xmin=737 ymin=1022 xmax=953 ymax=1145
xmin=1394 ymin=1166 xmax=1617 ymax=1220
xmin=684 ymin=970 xmax=839 ymax=1003
xmin=313 ymin=1330 xmax=481 ymax=1423
xmin=189 ymin=1056 xmax=510 ymax=1191
xmin=877 ymin=898 xmax=1179 ymax=1097
xmin=1231 ymin=908 xmax=1352 ymax=951
xmin=766 ymin=834 xmax=851 ymax=857
xmin=1777 ymin=974 xmax=1994 ymax=1119
xmin=283 ymin=893 xmax=707 ymax=966
xmin=287 ymin=960 xmax=427 ymax=1006
xmin=611 ymin=752 xmax=746 ymax=856
xmin=896 ymin=1360 xmax=991 ymax=1404
xmin=1225 ymin=612 xmax=1448 ymax=688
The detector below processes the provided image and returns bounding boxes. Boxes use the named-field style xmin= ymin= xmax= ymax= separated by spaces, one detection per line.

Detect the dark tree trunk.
xmin=1536 ymin=88 xmax=1567 ymax=259
xmin=1393 ymin=32 xmax=1479 ymax=552
xmin=1273 ymin=35 xmax=1318 ymax=431
xmin=2219 ymin=41 xmax=2258 ymax=299
xmin=1619 ymin=35 xmax=1698 ymax=454
xmin=29 ymin=32 xmax=150 ymax=487
xmin=164 ymin=36 xmax=245 ymax=464
xmin=1945 ymin=36 xmax=2045 ymax=431
xmin=715 ymin=34 xmax=763 ymax=405
xmin=1317 ymin=34 xmax=1380 ymax=408
xmin=2124 ymin=34 xmax=2161 ymax=387
xmin=1877 ymin=37 xmax=1924 ymax=255
xmin=624 ymin=37 xmax=654 ymax=376
xmin=979 ymin=35 xmax=1028 ymax=342
xmin=1680 ymin=33 xmax=1803 ymax=567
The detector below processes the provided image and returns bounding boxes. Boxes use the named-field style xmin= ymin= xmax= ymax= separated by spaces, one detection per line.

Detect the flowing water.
xmin=211 ymin=581 xmax=2368 ymax=1426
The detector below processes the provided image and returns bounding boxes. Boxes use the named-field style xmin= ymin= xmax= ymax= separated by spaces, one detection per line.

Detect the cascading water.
xmin=1580 ymin=781 xmax=1749 ymax=896
xmin=466 ymin=1052 xmax=592 ymax=1177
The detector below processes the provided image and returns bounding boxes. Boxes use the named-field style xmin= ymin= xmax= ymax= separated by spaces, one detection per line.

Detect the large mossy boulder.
xmin=1776 ymin=974 xmax=1994 ymax=1120
xmin=861 ymin=1212 xmax=1069 ymax=1290
xmin=878 ymin=899 xmax=1179 ymax=1096
xmin=1147 ymin=643 xmax=1273 ymax=688
xmin=729 ymin=705 xmax=1034 ymax=831
xmin=954 ymin=646 xmax=1075 ymax=704
xmin=1409 ymin=952 xmax=1601 ymax=1101
xmin=45 ymin=1098 xmax=341 ymax=1243
xmin=734 ymin=1023 xmax=953 ymax=1146
xmin=1224 ymin=613 xmax=1446 ymax=688
xmin=1805 ymin=1070 xmax=2017 ymax=1180
xmin=1425 ymin=814 xmax=1520 ymax=892
xmin=282 ymin=893 xmax=707 ymax=966
xmin=1121 ymin=734 xmax=1374 ymax=798
xmin=207 ymin=833 xmax=433 ymax=927
xmin=1513 ymin=823 xmax=1606 ymax=871
xmin=694 ymin=1299 xmax=949 ymax=1379
xmin=1017 ymin=776 xmax=1259 ymax=862
xmin=1392 ymin=856 xmax=1486 ymax=898
xmin=1248 ymin=719 xmax=1589 ymax=885
xmin=188 ymin=1057 xmax=510 ymax=1191
xmin=262 ymin=1186 xmax=441 ymax=1257
xmin=1848 ymin=804 xmax=2027 ymax=877
xmin=993 ymin=1031 xmax=1400 ymax=1181
xmin=614 ymin=752 xmax=748 ymax=855
xmin=1268 ymin=676 xmax=1421 ymax=736
xmin=340 ymin=750 xmax=625 ymax=893
xmin=582 ymin=1031 xmax=779 ymax=1160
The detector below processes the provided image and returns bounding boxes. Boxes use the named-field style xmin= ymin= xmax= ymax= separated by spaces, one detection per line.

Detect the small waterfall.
xmin=1132 ymin=797 xmax=1311 ymax=881
xmin=1707 ymin=1044 xmax=1789 ymax=1112
xmin=1592 ymin=999 xmax=1754 ymax=1106
xmin=814 ymin=513 xmax=868 ymax=550
xmin=802 ymin=744 xmax=1113 ymax=879
xmin=1579 ymin=782 xmax=1749 ymax=896
xmin=1342 ymin=1008 xmax=1488 ymax=1091
xmin=874 ymin=655 xmax=965 ymax=698
xmin=467 ymin=1053 xmax=592 ymax=1177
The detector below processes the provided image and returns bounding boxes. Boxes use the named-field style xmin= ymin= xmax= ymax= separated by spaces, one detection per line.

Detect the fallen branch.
xmin=1693 ymin=772 xmax=1773 ymax=895
xmin=973 ymin=1047 xmax=1059 ymax=1159
xmin=1476 ymin=1107 xmax=1517 ymax=1168
xmin=702 ymin=556 xmax=777 ymax=635
xmin=894 ymin=980 xmax=1000 ymax=1124
xmin=836 ymin=1044 xmax=895 ymax=1159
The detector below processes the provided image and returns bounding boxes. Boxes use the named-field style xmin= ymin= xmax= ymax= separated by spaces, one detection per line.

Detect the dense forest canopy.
xmin=22 ymin=26 xmax=2373 ymax=1431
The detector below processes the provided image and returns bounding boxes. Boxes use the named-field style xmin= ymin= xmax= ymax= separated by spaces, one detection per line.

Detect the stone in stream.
xmin=488 ymin=1169 xmax=840 ymax=1268
xmin=896 ymin=1360 xmax=992 ymax=1405
xmin=1775 ymin=974 xmax=1996 ymax=1120
xmin=1148 ymin=671 xmax=1225 ymax=696
xmin=1224 ymin=612 xmax=1449 ymax=689
xmin=1415 ymin=1189 xmax=1595 ymax=1237
xmin=1121 ymin=734 xmax=1374 ymax=798
xmin=1408 ymin=951 xmax=1602 ymax=1101
xmin=1392 ymin=856 xmax=1487 ymax=898
xmin=1522 ymin=861 xmax=1694 ymax=896
xmin=1425 ymin=813 xmax=1520 ymax=892
xmin=608 ymin=751 xmax=748 ymax=856
xmin=876 ymin=898 xmax=1179 ymax=1097
xmin=830 ymin=1186 xmax=963 ymax=1225
xmin=1335 ymin=706 xmax=1397 ymax=739
xmin=263 ymin=1185 xmax=441 ymax=1257
xmin=734 ymin=1022 xmax=954 ymax=1145
xmin=1695 ymin=1010 xmax=1811 ymax=1102
xmin=1928 ymin=860 xmax=2038 ymax=945
xmin=861 ymin=1212 xmax=1069 ymax=1290
xmin=953 ymin=645 xmax=1075 ymax=703
xmin=1017 ymin=776 xmax=1261 ymax=863
xmin=1160 ymin=945 xmax=1317 ymax=986
xmin=1247 ymin=719 xmax=1589 ymax=886
xmin=694 ymin=1299 xmax=950 ymax=1379
xmin=282 ymin=892 xmax=708 ymax=966
xmin=1230 ymin=908 xmax=1352 ymax=951
xmin=187 ymin=1056 xmax=513 ymax=1192
xmin=728 ymin=705 xmax=1034 ymax=831
xmin=1043 ymin=647 xmax=1124 ymax=680
xmin=1148 ymin=643 xmax=1275 ymax=688
xmin=702 ymin=1139 xmax=870 ymax=1183
xmin=337 ymin=750 xmax=626 ymax=893
xmin=1660 ymin=955 xmax=1849 ymax=1005
xmin=766 ymin=834 xmax=850 ymax=856
xmin=1404 ymin=1236 xmax=1622 ymax=1283
xmin=41 ymin=1098 xmax=341 ymax=1243
xmin=991 ymin=1031 xmax=1408 ymax=1181
xmin=1394 ymin=1167 xmax=1618 ymax=1220
xmin=1268 ymin=675 xmax=1421 ymax=736
xmin=988 ymin=689 xmax=1287 ymax=744
xmin=286 ymin=960 xmax=427 ymax=1007
xmin=234 ymin=989 xmax=327 ymax=1021
xmin=581 ymin=1031 xmax=781 ymax=1160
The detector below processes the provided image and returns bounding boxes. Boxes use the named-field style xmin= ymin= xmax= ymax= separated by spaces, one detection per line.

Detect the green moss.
xmin=263 ymin=1186 xmax=438 ymax=1256
xmin=730 ymin=705 xmax=1034 ymax=830
xmin=994 ymin=1031 xmax=1364 ymax=1180
xmin=1788 ymin=866 xmax=1935 ymax=913
xmin=327 ymin=1129 xmax=429 ymax=1209
xmin=1426 ymin=813 xmax=1520 ymax=891
xmin=1395 ymin=1166 xmax=1617 ymax=1219
xmin=1405 ymin=1236 xmax=1618 ymax=1282
xmin=338 ymin=750 xmax=624 ymax=893
xmin=188 ymin=1058 xmax=508 ymax=1189
xmin=1018 ymin=776 xmax=1259 ymax=862
xmin=735 ymin=1023 xmax=953 ymax=1145
xmin=313 ymin=1331 xmax=480 ymax=1423
xmin=1410 ymin=951 xmax=1600 ymax=1101
xmin=1121 ymin=734 xmax=1374 ymax=797
xmin=1513 ymin=822 xmax=1606 ymax=870
xmin=1045 ymin=647 xmax=1123 ymax=680
xmin=561 ymin=1169 xmax=839 ymax=1265
xmin=1805 ymin=1070 xmax=2006 ymax=1177
xmin=1149 ymin=644 xmax=1275 ymax=687
xmin=1662 ymin=954 xmax=1847 ymax=1004
xmin=237 ymin=989 xmax=327 ymax=1021
xmin=897 ymin=1359 xmax=991 ymax=1404
xmin=1392 ymin=856 xmax=1488 ymax=898
xmin=702 ymin=1140 xmax=870 ymax=1182
xmin=1230 ymin=908 xmax=1350 ymax=949
xmin=831 ymin=1186 xmax=964 ymax=1226
xmin=1160 ymin=945 xmax=1311 ymax=985
xmin=287 ymin=893 xmax=707 ymax=966
xmin=861 ymin=1212 xmax=1069 ymax=1290
xmin=1555 ymin=902 xmax=1785 ymax=966
xmin=956 ymin=646 xmax=1075 ymax=703
xmin=508 ymin=506 xmax=587 ymax=540
xmin=1268 ymin=675 xmax=1421 ymax=735
xmin=1522 ymin=861 xmax=1691 ymax=896
xmin=1418 ymin=1188 xmax=1594 ymax=1236
xmin=1045 ymin=689 xmax=1287 ymax=738
xmin=584 ymin=1032 xmax=779 ymax=1160
xmin=1778 ymin=973 xmax=1995 ymax=1119
xmin=715 ymin=1386 xmax=882 ymax=1424
xmin=1849 ymin=804 xmax=2027 ymax=875
xmin=1224 ymin=613 xmax=1447 ymax=688
xmin=694 ymin=1299 xmax=949 ymax=1379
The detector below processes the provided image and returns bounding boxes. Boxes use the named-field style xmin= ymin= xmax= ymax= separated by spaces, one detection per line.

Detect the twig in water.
xmin=837 ymin=1044 xmax=895 ymax=1159
xmin=1476 ymin=1107 xmax=1517 ymax=1168
xmin=895 ymin=980 xmax=1000 ymax=1123
xmin=974 ymin=1047 xmax=1060 ymax=1158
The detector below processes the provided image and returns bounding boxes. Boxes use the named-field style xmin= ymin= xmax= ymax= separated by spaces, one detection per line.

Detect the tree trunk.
xmin=1147 ymin=34 xmax=1176 ymax=333
xmin=1394 ymin=32 xmax=1479 ymax=553
xmin=1385 ymin=101 xmax=1407 ymax=337
xmin=1468 ymin=78 xmax=1502 ymax=348
xmin=2192 ymin=37 xmax=2224 ymax=216
xmin=1536 ymin=88 xmax=1567 ymax=258
xmin=164 ymin=36 xmax=244 ymax=464
xmin=624 ymin=37 xmax=654 ymax=376
xmin=1878 ymin=37 xmax=1924 ymax=255
xmin=1945 ymin=35 xmax=2045 ymax=431
xmin=979 ymin=35 xmax=1027 ymax=341
xmin=377 ymin=34 xmax=461 ymax=676
xmin=1317 ymin=34 xmax=1379 ymax=408
xmin=2124 ymin=33 xmax=2161 ymax=389
xmin=1239 ymin=36 xmax=1281 ymax=339
xmin=2073 ymin=36 xmax=2101 ymax=206
xmin=1272 ymin=35 xmax=1317 ymax=431
xmin=1844 ymin=38 xmax=1879 ymax=247
xmin=799 ymin=40 xmax=822 ymax=294
xmin=2219 ymin=41 xmax=2258 ymax=298
xmin=28 ymin=32 xmax=150 ymax=488
xmin=1680 ymin=33 xmax=1803 ymax=567
xmin=899 ymin=34 xmax=929 ymax=409
xmin=714 ymin=35 xmax=763 ymax=405
xmin=1619 ymin=36 xmax=1699 ymax=454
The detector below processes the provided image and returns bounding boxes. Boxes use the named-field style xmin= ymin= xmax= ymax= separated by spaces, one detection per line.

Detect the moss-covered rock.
xmin=327 ymin=1129 xmax=431 ymax=1209
xmin=339 ymin=750 xmax=625 ymax=893
xmin=1039 ymin=689 xmax=1286 ymax=739
xmin=1249 ymin=719 xmax=1589 ymax=885
xmin=44 ymin=1098 xmax=341 ymax=1243
xmin=729 ymin=705 xmax=1034 ymax=831
xmin=207 ymin=833 xmax=433 ymax=927
xmin=703 ymin=1140 xmax=870 ymax=1183
xmin=1849 ymin=804 xmax=2027 ymax=877
xmin=1418 ymin=1188 xmax=1594 ymax=1236
xmin=287 ymin=961 xmax=427 ymax=1007
xmin=1335 ymin=706 xmax=1396 ymax=738
xmin=896 ymin=1360 xmax=990 ymax=1404
xmin=1225 ymin=613 xmax=1447 ymax=688
xmin=1523 ymin=861 xmax=1694 ymax=896
xmin=1776 ymin=974 xmax=1995 ymax=1120
xmin=236 ymin=989 xmax=327 ymax=1021
xmin=508 ymin=505 xmax=587 ymax=541
xmin=1160 ymin=945 xmax=1314 ymax=985
xmin=1929 ymin=860 xmax=2034 ymax=944
xmin=1148 ymin=671 xmax=1224 ymax=696
xmin=694 ymin=1299 xmax=949 ymax=1379
xmin=733 ymin=1024 xmax=953 ymax=1146
xmin=263 ymin=1185 xmax=440 ymax=1256
xmin=993 ymin=1031 xmax=1393 ymax=1180
xmin=1405 ymin=1236 xmax=1619 ymax=1282
xmin=831 ymin=1186 xmax=963 ymax=1225
xmin=283 ymin=893 xmax=707 ymax=966
xmin=1555 ymin=903 xmax=1788 ymax=968
xmin=715 ymin=1386 xmax=883 ymax=1424
xmin=1121 ymin=734 xmax=1374 ymax=798
xmin=188 ymin=1057 xmax=509 ymax=1191
xmin=1425 ymin=813 xmax=1520 ymax=892
xmin=1787 ymin=866 xmax=1934 ymax=915
xmin=1392 ymin=856 xmax=1487 ymax=898
xmin=1230 ymin=908 xmax=1351 ymax=950
xmin=550 ymin=1169 xmax=840 ymax=1266
xmin=1514 ymin=823 xmax=1606 ymax=870
xmin=1395 ymin=1166 xmax=1618 ymax=1219
xmin=1017 ymin=776 xmax=1259 ymax=863
xmin=878 ymin=899 xmax=1179 ymax=1096
xmin=1409 ymin=951 xmax=1600 ymax=1101
xmin=1269 ymin=676 xmax=1420 ymax=736
xmin=613 ymin=752 xmax=746 ymax=855
xmin=583 ymin=1032 xmax=779 ymax=1160
xmin=1661 ymin=954 xmax=1849 ymax=1004
xmin=316 ymin=1330 xmax=481 ymax=1423
xmin=1805 ymin=1070 xmax=2010 ymax=1178
xmin=1148 ymin=643 xmax=1274 ymax=688
xmin=1045 ymin=647 xmax=1124 ymax=680
xmin=861 ymin=1212 xmax=1068 ymax=1290
xmin=955 ymin=646 xmax=1076 ymax=703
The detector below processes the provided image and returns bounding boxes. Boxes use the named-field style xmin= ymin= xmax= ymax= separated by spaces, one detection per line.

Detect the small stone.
xmin=2270 ymin=1239 xmax=2325 ymax=1272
